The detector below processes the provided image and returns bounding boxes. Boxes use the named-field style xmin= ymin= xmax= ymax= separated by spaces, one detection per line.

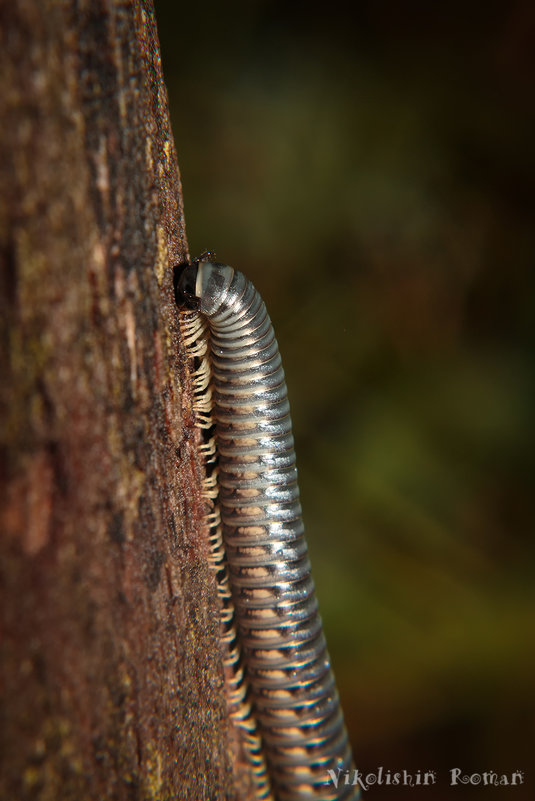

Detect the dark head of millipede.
xmin=173 ymin=262 xmax=200 ymax=309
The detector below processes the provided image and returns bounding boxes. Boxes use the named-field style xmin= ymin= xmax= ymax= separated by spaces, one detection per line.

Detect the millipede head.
xmin=174 ymin=262 xmax=200 ymax=309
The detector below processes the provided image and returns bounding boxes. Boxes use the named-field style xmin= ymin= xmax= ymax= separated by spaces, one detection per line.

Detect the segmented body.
xmin=178 ymin=261 xmax=359 ymax=801
xmin=179 ymin=309 xmax=274 ymax=800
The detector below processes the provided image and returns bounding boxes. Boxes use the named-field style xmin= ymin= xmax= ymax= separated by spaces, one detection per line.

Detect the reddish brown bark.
xmin=0 ymin=2 xmax=237 ymax=798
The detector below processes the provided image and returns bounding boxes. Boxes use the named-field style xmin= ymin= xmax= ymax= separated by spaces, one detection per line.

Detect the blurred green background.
xmin=155 ymin=1 xmax=534 ymax=796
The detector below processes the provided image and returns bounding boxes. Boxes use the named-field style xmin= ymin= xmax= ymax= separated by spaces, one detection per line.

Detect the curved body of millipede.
xmin=177 ymin=260 xmax=360 ymax=801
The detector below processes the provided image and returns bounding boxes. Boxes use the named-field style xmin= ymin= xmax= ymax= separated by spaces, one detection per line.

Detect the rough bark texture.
xmin=0 ymin=2 xmax=236 ymax=799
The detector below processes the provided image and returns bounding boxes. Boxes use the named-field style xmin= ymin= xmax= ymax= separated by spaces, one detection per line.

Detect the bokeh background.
xmin=154 ymin=1 xmax=535 ymax=797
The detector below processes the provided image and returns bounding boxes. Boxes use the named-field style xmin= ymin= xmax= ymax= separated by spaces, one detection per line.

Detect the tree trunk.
xmin=0 ymin=2 xmax=237 ymax=798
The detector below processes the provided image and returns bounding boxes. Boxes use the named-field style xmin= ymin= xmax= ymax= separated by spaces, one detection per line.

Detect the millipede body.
xmin=178 ymin=260 xmax=359 ymax=801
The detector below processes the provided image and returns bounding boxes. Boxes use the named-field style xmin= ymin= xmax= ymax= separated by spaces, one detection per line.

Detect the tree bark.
xmin=0 ymin=2 xmax=236 ymax=798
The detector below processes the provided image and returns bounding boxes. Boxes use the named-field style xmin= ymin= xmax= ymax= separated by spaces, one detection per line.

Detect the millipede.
xmin=176 ymin=258 xmax=360 ymax=801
